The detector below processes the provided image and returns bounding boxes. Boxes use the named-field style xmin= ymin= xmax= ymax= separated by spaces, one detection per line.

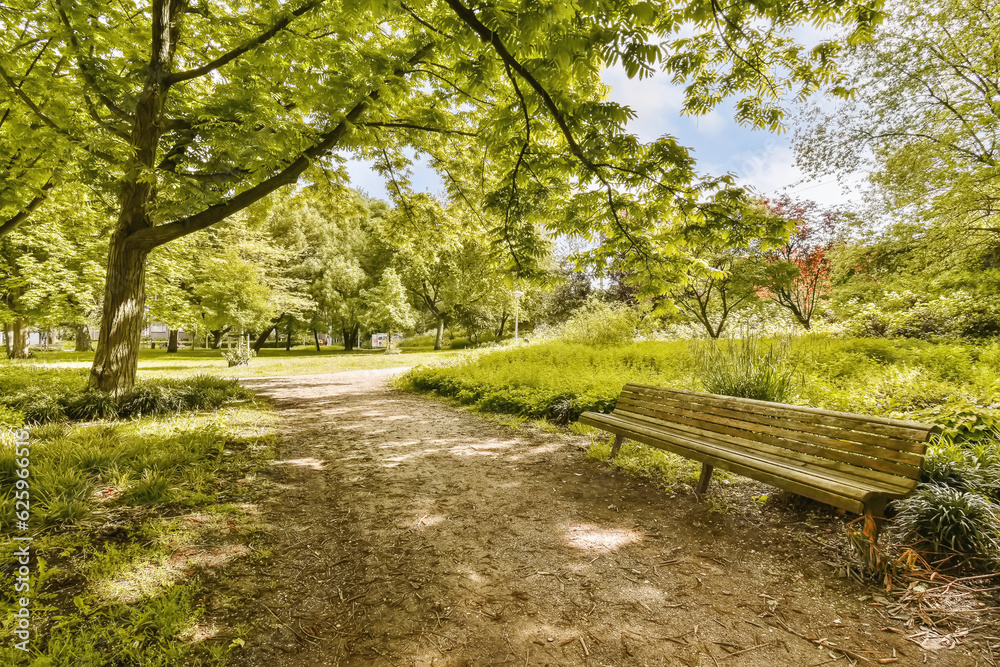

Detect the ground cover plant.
xmin=0 ymin=366 xmax=255 ymax=427
xmin=399 ymin=334 xmax=1000 ymax=567
xmin=0 ymin=365 xmax=276 ymax=665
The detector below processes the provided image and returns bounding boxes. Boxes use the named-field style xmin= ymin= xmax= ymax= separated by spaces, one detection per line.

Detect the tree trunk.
xmin=4 ymin=324 xmax=12 ymax=358
xmin=87 ymin=0 xmax=186 ymax=395
xmin=167 ymin=329 xmax=179 ymax=353
xmin=75 ymin=323 xmax=93 ymax=352
xmin=285 ymin=316 xmax=293 ymax=351
xmin=342 ymin=324 xmax=358 ymax=351
xmin=386 ymin=327 xmax=393 ymax=352
xmin=252 ymin=314 xmax=284 ymax=352
xmin=210 ymin=329 xmax=228 ymax=349
xmin=434 ymin=317 xmax=445 ymax=350
xmin=8 ymin=319 xmax=29 ymax=359
xmin=313 ymin=329 xmax=321 ymax=352
xmin=495 ymin=313 xmax=508 ymax=339
xmin=253 ymin=326 xmax=276 ymax=352
xmin=89 ymin=230 xmax=148 ymax=394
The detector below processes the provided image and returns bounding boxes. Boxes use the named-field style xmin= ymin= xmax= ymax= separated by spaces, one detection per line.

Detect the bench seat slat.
xmin=615 ymin=400 xmax=922 ymax=479
xmin=615 ymin=408 xmax=916 ymax=493
xmin=620 ymin=388 xmax=928 ymax=454
xmin=584 ymin=411 xmax=916 ymax=498
xmin=579 ymin=412 xmax=877 ymax=514
xmin=625 ymin=385 xmax=935 ymax=444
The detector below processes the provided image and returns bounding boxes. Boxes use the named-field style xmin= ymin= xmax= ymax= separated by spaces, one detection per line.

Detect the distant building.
xmin=371 ymin=333 xmax=404 ymax=348
xmin=141 ymin=322 xmax=192 ymax=344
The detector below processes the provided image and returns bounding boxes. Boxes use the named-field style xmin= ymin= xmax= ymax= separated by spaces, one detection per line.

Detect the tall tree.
xmin=797 ymin=0 xmax=1000 ymax=231
xmin=360 ymin=268 xmax=416 ymax=352
xmin=759 ymin=196 xmax=842 ymax=330
xmin=2 ymin=0 xmax=882 ymax=393
xmin=0 ymin=181 xmax=106 ymax=358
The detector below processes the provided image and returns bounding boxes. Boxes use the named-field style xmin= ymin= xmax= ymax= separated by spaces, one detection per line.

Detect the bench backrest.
xmin=614 ymin=384 xmax=937 ymax=493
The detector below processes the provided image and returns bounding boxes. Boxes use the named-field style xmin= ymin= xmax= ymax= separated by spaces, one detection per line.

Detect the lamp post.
xmin=513 ymin=290 xmax=524 ymax=342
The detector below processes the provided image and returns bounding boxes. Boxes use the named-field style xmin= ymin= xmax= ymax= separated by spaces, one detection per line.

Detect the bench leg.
xmin=862 ymin=498 xmax=889 ymax=544
xmin=610 ymin=434 xmax=624 ymax=458
xmin=695 ymin=463 xmax=714 ymax=495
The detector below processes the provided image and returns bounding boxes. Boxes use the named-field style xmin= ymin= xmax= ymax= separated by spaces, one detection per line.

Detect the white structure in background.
xmin=141 ymin=322 xmax=192 ymax=344
xmin=371 ymin=333 xmax=404 ymax=348
xmin=0 ymin=331 xmax=44 ymax=345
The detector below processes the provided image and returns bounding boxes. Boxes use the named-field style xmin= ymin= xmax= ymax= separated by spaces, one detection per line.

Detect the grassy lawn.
xmin=1 ymin=395 xmax=275 ymax=666
xmin=18 ymin=346 xmax=464 ymax=380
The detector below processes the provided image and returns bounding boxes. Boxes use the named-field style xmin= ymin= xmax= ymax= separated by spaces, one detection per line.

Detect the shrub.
xmin=0 ymin=368 xmax=252 ymax=425
xmin=913 ymin=403 xmax=1000 ymax=442
xmin=894 ymin=484 xmax=1000 ymax=556
xmin=694 ymin=335 xmax=794 ymax=402
xmin=922 ymin=439 xmax=1000 ymax=498
xmin=560 ymin=299 xmax=641 ymax=346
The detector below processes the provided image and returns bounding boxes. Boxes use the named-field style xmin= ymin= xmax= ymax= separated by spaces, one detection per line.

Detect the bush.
xmin=841 ymin=290 xmax=1000 ymax=341
xmin=223 ymin=340 xmax=256 ymax=367
xmin=894 ymin=484 xmax=1000 ymax=556
xmin=0 ymin=367 xmax=253 ymax=425
xmin=694 ymin=335 xmax=794 ymax=402
xmin=560 ymin=299 xmax=641 ymax=346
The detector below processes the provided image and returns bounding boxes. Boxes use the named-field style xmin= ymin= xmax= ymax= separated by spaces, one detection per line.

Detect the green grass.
xmin=399 ymin=336 xmax=1000 ymax=430
xmin=0 ymin=402 xmax=275 ymax=665
xmin=18 ymin=346 xmax=462 ymax=380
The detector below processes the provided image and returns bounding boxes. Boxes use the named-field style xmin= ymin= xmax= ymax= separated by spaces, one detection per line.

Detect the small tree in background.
xmin=361 ymin=269 xmax=416 ymax=352
xmin=760 ymin=196 xmax=843 ymax=329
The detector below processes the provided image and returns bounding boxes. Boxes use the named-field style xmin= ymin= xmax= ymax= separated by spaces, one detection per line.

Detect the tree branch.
xmin=0 ymin=172 xmax=58 ymax=240
xmin=360 ymin=120 xmax=478 ymax=137
xmin=0 ymin=61 xmax=119 ymax=164
xmin=54 ymin=0 xmax=133 ymax=122
xmin=165 ymin=0 xmax=325 ymax=85
xmin=442 ymin=0 xmax=649 ymax=259
xmin=128 ymin=42 xmax=435 ymax=251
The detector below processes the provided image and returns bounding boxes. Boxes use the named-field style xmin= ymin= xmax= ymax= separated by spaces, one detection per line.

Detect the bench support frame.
xmin=695 ymin=463 xmax=714 ymax=495
xmin=610 ymin=433 xmax=624 ymax=457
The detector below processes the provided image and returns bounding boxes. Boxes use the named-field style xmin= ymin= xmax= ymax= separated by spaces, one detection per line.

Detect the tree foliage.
xmin=0 ymin=0 xmax=884 ymax=391
xmin=797 ymin=0 xmax=999 ymax=231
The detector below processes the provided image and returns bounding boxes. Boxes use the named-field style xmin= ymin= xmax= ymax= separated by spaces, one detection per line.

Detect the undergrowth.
xmin=0 ymin=397 xmax=275 ymax=665
xmin=0 ymin=367 xmax=254 ymax=427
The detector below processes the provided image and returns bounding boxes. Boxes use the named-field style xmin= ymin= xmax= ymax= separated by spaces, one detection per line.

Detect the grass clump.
xmin=894 ymin=484 xmax=1000 ymax=557
xmin=694 ymin=335 xmax=794 ymax=402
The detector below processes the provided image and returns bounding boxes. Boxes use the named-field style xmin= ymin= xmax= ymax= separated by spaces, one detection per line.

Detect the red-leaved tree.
xmin=760 ymin=196 xmax=842 ymax=329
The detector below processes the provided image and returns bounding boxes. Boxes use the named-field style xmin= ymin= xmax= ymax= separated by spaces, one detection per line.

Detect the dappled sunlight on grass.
xmin=18 ymin=346 xmax=466 ymax=380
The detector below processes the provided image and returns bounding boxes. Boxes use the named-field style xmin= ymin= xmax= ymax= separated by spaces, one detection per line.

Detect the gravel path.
xmin=221 ymin=369 xmax=974 ymax=666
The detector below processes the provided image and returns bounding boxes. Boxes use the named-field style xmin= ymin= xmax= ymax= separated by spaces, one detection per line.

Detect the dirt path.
xmin=220 ymin=369 xmax=982 ymax=666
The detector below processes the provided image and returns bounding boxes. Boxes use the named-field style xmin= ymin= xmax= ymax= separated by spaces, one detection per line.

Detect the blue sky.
xmin=345 ymin=63 xmax=859 ymax=211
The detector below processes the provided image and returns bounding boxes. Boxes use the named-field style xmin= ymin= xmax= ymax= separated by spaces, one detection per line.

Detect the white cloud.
xmin=734 ymin=143 xmax=865 ymax=210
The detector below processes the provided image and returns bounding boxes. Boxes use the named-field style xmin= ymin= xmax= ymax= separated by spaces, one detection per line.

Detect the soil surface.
xmin=215 ymin=369 xmax=992 ymax=666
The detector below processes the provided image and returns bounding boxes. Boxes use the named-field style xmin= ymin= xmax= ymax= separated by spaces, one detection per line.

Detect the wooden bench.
xmin=578 ymin=384 xmax=938 ymax=540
